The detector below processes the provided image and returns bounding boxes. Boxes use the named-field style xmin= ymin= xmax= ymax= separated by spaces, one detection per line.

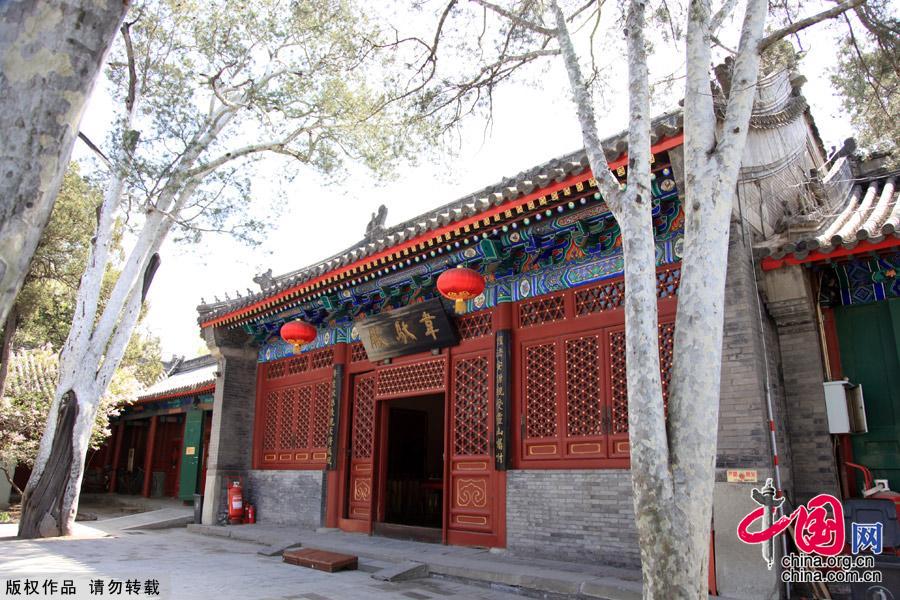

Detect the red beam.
xmin=761 ymin=236 xmax=900 ymax=271
xmin=201 ymin=134 xmax=685 ymax=329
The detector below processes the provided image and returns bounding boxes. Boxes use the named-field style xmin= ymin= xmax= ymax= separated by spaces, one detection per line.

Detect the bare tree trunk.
xmin=0 ymin=304 xmax=17 ymax=398
xmin=18 ymin=390 xmax=80 ymax=538
xmin=0 ymin=0 xmax=129 ymax=327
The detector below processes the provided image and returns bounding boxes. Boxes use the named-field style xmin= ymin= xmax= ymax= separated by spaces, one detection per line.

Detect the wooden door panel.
xmin=448 ymin=350 xmax=502 ymax=545
xmin=347 ymin=373 xmax=377 ymax=525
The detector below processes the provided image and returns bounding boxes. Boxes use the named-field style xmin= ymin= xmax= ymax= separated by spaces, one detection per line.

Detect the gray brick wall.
xmin=716 ymin=220 xmax=774 ymax=470
xmin=245 ymin=470 xmax=325 ymax=529
xmin=767 ymin=293 xmax=839 ymax=503
xmin=506 ymin=470 xmax=640 ymax=568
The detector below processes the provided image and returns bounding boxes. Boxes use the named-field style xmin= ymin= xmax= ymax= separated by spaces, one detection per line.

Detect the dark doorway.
xmin=377 ymin=394 xmax=444 ymax=542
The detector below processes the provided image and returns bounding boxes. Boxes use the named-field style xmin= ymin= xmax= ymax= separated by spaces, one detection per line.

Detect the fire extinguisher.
xmin=226 ymin=476 xmax=243 ymax=525
xmin=244 ymin=504 xmax=256 ymax=524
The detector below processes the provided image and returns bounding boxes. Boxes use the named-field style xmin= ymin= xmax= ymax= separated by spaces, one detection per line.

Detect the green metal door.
xmin=835 ymin=300 xmax=900 ymax=491
xmin=178 ymin=409 xmax=204 ymax=501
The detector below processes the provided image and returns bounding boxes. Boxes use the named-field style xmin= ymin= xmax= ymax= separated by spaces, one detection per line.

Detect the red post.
xmin=142 ymin=416 xmax=158 ymax=497
xmin=108 ymin=422 xmax=125 ymax=493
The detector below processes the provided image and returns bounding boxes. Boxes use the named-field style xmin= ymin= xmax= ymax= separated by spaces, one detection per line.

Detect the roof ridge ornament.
xmin=365 ymin=204 xmax=388 ymax=241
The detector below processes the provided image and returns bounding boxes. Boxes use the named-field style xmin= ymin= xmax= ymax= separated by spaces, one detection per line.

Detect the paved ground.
xmin=0 ymin=528 xmax=525 ymax=600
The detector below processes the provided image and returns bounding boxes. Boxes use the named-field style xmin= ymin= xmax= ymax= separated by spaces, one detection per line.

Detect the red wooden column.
xmin=108 ymin=422 xmax=125 ymax=493
xmin=141 ymin=416 xmax=159 ymax=497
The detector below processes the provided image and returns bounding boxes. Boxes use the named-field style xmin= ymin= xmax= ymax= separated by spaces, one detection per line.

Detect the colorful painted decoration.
xmin=437 ymin=266 xmax=486 ymax=314
xmin=280 ymin=320 xmax=317 ymax=353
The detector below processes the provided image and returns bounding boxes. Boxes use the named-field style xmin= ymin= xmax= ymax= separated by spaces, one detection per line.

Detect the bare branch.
xmin=77 ymin=133 xmax=112 ymax=168
xmin=471 ymin=0 xmax=556 ymax=36
xmin=759 ymin=0 xmax=867 ymax=51
xmin=120 ymin=21 xmax=138 ymax=115
xmin=184 ymin=127 xmax=311 ymax=180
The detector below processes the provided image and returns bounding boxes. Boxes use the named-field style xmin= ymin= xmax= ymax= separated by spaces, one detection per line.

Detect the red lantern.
xmin=437 ymin=265 xmax=485 ymax=314
xmin=280 ymin=320 xmax=317 ymax=353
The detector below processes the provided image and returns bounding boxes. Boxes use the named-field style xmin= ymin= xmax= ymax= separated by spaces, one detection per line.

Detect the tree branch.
xmin=759 ymin=0 xmax=867 ymax=51
xmin=471 ymin=0 xmax=556 ymax=36
xmin=549 ymin=0 xmax=621 ymax=207
xmin=710 ymin=0 xmax=740 ymax=32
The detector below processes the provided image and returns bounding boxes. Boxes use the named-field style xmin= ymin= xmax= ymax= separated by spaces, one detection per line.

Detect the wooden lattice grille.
xmin=453 ymin=356 xmax=490 ymax=456
xmin=265 ymin=347 xmax=334 ymax=380
xmin=312 ymin=381 xmax=332 ymax=448
xmin=658 ymin=321 xmax=675 ymax=413
xmin=574 ymin=281 xmax=626 ymax=316
xmin=350 ymin=342 xmax=368 ymax=363
xmin=262 ymin=391 xmax=278 ymax=451
xmin=609 ymin=331 xmax=628 ymax=434
xmin=351 ymin=375 xmax=376 ymax=459
xmin=519 ymin=295 xmax=566 ymax=328
xmin=609 ymin=320 xmax=676 ymax=435
xmin=657 ymin=268 xmax=681 ymax=299
xmin=376 ymin=359 xmax=445 ymax=398
xmin=524 ymin=343 xmax=558 ymax=438
xmin=565 ymin=336 xmax=603 ymax=436
xmin=257 ymin=359 xmax=334 ymax=466
xmin=455 ymin=312 xmax=493 ymax=340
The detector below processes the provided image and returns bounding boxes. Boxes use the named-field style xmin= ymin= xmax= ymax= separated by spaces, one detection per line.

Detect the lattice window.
xmin=574 ymin=281 xmax=626 ymax=316
xmin=310 ymin=347 xmax=334 ymax=370
xmin=455 ymin=312 xmax=493 ymax=340
xmin=350 ymin=342 xmax=368 ymax=363
xmin=263 ymin=390 xmax=278 ymax=451
xmin=657 ymin=268 xmax=681 ymax=299
xmin=565 ymin=336 xmax=603 ymax=436
xmin=266 ymin=361 xmax=286 ymax=380
xmin=609 ymin=331 xmax=628 ymax=434
xmin=453 ymin=356 xmax=490 ymax=456
xmin=286 ymin=355 xmax=308 ymax=376
xmin=608 ymin=323 xmax=674 ymax=435
xmin=278 ymin=387 xmax=297 ymax=448
xmin=295 ymin=384 xmax=313 ymax=448
xmin=376 ymin=359 xmax=445 ymax=397
xmin=658 ymin=321 xmax=675 ymax=413
xmin=352 ymin=376 xmax=376 ymax=459
xmin=524 ymin=343 xmax=558 ymax=438
xmin=519 ymin=295 xmax=566 ymax=328
xmin=312 ymin=381 xmax=332 ymax=448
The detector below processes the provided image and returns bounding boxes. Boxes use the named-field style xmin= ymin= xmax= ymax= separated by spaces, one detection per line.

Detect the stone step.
xmin=282 ymin=548 xmax=358 ymax=573
xmin=369 ymin=561 xmax=428 ymax=582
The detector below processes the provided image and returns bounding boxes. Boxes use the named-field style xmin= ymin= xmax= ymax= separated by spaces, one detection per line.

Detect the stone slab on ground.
xmin=91 ymin=507 xmax=193 ymax=533
xmin=189 ymin=523 xmax=644 ymax=599
xmin=370 ymin=560 xmax=428 ymax=582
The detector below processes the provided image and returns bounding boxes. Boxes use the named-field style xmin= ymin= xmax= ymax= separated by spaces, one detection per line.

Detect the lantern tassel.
xmin=455 ymin=298 xmax=466 ymax=314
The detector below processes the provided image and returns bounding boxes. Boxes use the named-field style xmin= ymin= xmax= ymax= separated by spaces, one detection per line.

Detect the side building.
xmin=88 ymin=355 xmax=217 ymax=501
xmin=195 ymin=69 xmax=845 ymax=599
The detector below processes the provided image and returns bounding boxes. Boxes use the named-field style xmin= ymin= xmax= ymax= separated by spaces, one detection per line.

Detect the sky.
xmin=72 ymin=5 xmax=855 ymax=360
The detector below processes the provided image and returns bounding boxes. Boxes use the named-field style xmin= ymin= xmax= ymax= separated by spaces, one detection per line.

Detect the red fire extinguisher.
xmin=244 ymin=504 xmax=256 ymax=524
xmin=226 ymin=476 xmax=243 ymax=525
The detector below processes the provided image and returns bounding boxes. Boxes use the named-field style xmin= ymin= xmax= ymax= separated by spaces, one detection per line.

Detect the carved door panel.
xmin=447 ymin=349 xmax=503 ymax=546
xmin=347 ymin=373 xmax=377 ymax=526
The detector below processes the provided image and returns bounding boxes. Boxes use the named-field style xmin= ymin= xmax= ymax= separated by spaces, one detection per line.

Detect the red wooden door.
xmin=346 ymin=372 xmax=377 ymax=529
xmin=447 ymin=348 xmax=504 ymax=547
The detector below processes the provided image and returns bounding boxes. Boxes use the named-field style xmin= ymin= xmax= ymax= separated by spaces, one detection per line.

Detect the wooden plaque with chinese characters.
xmin=357 ymin=298 xmax=459 ymax=361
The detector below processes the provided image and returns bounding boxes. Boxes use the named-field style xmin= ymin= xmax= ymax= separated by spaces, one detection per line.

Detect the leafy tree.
xmin=830 ymin=0 xmax=899 ymax=161
xmin=0 ymin=345 xmax=141 ymax=496
xmin=20 ymin=0 xmax=442 ymax=538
